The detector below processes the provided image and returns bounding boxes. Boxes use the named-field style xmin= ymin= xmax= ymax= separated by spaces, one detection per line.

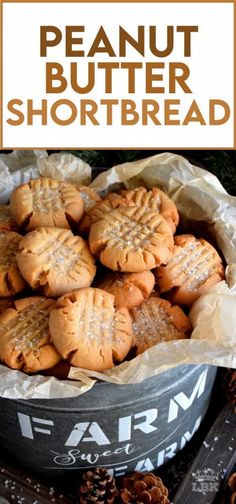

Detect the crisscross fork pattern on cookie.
xmin=26 ymin=228 xmax=92 ymax=276
xmin=31 ymin=179 xmax=64 ymax=213
xmin=165 ymin=240 xmax=220 ymax=291
xmin=77 ymin=302 xmax=115 ymax=344
xmin=132 ymin=301 xmax=179 ymax=346
xmin=0 ymin=299 xmax=54 ymax=349
xmin=103 ymin=208 xmax=163 ymax=250
xmin=124 ymin=188 xmax=162 ymax=210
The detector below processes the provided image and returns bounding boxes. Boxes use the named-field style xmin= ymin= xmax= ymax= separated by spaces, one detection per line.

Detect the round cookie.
xmin=130 ymin=297 xmax=191 ymax=355
xmin=98 ymin=271 xmax=155 ymax=309
xmin=89 ymin=206 xmax=174 ymax=272
xmin=10 ymin=177 xmax=84 ymax=231
xmin=49 ymin=287 xmax=133 ymax=371
xmin=0 ymin=231 xmax=26 ymax=297
xmin=0 ymin=205 xmax=18 ymax=231
xmin=0 ymin=297 xmax=61 ymax=373
xmin=16 ymin=227 xmax=96 ymax=297
xmin=155 ymin=234 xmax=225 ymax=307
xmin=108 ymin=187 xmax=179 ymax=233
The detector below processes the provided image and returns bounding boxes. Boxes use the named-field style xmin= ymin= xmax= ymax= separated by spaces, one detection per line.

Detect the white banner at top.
xmin=1 ymin=1 xmax=235 ymax=148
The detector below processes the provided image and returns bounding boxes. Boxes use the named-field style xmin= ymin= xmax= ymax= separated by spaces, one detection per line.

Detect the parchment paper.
xmin=0 ymin=151 xmax=235 ymax=399
xmin=0 ymin=151 xmax=91 ymax=204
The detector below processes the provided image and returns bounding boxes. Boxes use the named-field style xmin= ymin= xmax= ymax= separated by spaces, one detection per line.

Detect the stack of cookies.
xmin=0 ymin=177 xmax=225 ymax=375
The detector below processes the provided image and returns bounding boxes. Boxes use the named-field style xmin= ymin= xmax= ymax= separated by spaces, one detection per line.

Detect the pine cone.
xmin=78 ymin=467 xmax=117 ymax=504
xmin=119 ymin=471 xmax=170 ymax=504
xmin=223 ymin=369 xmax=236 ymax=408
xmin=221 ymin=472 xmax=236 ymax=504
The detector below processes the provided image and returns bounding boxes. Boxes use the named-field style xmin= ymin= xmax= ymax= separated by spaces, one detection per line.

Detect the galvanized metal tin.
xmin=0 ymin=364 xmax=216 ymax=476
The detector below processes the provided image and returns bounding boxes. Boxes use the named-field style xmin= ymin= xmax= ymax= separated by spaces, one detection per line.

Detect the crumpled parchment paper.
xmin=0 ymin=151 xmax=235 ymax=399
xmin=0 ymin=151 xmax=91 ymax=204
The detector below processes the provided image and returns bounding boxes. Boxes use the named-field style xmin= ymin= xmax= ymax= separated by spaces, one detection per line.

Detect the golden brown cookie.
xmin=155 ymin=234 xmax=225 ymax=306
xmin=98 ymin=271 xmax=155 ymax=309
xmin=108 ymin=187 xmax=179 ymax=233
xmin=156 ymin=234 xmax=224 ymax=306
xmin=10 ymin=177 xmax=84 ymax=231
xmin=49 ymin=287 xmax=133 ymax=371
xmin=0 ymin=205 xmax=18 ymax=231
xmin=0 ymin=231 xmax=27 ymax=297
xmin=131 ymin=297 xmax=191 ymax=355
xmin=16 ymin=227 xmax=96 ymax=297
xmin=89 ymin=206 xmax=174 ymax=272
xmin=0 ymin=297 xmax=61 ymax=373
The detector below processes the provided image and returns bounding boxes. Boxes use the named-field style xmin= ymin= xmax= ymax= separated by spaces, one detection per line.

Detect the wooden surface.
xmin=0 ymin=456 xmax=75 ymax=504
xmin=173 ymin=405 xmax=236 ymax=504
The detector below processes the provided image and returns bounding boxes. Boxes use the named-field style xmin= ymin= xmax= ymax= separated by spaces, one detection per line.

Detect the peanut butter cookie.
xmin=98 ymin=271 xmax=155 ymax=309
xmin=16 ymin=227 xmax=96 ymax=297
xmin=49 ymin=287 xmax=133 ymax=371
xmin=155 ymin=234 xmax=225 ymax=306
xmin=10 ymin=177 xmax=84 ymax=231
xmin=0 ymin=297 xmax=61 ymax=373
xmin=131 ymin=297 xmax=191 ymax=355
xmin=89 ymin=206 xmax=174 ymax=272
xmin=0 ymin=231 xmax=26 ymax=297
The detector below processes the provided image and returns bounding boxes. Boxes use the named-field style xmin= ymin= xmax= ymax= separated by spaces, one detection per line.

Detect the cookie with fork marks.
xmin=16 ymin=227 xmax=96 ymax=297
xmin=10 ymin=177 xmax=84 ymax=231
xmin=49 ymin=287 xmax=133 ymax=371
xmin=155 ymin=234 xmax=224 ymax=306
xmin=0 ymin=297 xmax=61 ymax=373
xmin=89 ymin=206 xmax=174 ymax=272
xmin=131 ymin=296 xmax=191 ymax=355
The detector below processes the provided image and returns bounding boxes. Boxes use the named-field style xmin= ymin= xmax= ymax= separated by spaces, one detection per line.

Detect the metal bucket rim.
xmin=7 ymin=364 xmax=208 ymax=413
